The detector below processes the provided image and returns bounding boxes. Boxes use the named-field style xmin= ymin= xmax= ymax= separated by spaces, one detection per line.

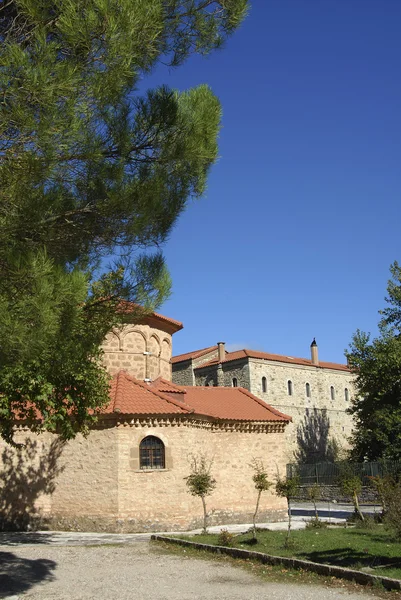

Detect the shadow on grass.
xmin=298 ymin=547 xmax=401 ymax=571
xmin=0 ymin=550 xmax=56 ymax=596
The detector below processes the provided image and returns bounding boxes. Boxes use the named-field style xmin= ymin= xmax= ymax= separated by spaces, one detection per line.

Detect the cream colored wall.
xmin=102 ymin=324 xmax=172 ymax=381
xmin=249 ymin=359 xmax=355 ymax=460
xmin=0 ymin=421 xmax=288 ymax=532
xmin=116 ymin=421 xmax=287 ymax=531
xmin=0 ymin=427 xmax=119 ymax=525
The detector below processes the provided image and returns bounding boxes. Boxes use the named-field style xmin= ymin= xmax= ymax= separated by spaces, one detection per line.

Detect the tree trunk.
xmin=353 ymin=490 xmax=364 ymax=521
xmin=285 ymin=498 xmax=292 ymax=545
xmin=201 ymin=495 xmax=208 ymax=533
xmin=253 ymin=490 xmax=261 ymax=540
xmin=312 ymin=497 xmax=318 ymax=520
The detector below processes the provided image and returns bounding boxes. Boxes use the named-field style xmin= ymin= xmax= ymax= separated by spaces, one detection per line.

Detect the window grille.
xmin=140 ymin=436 xmax=165 ymax=470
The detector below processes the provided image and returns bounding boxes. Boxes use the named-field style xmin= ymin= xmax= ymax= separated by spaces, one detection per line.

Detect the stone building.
xmin=172 ymin=340 xmax=355 ymax=461
xmin=0 ymin=311 xmax=291 ymax=532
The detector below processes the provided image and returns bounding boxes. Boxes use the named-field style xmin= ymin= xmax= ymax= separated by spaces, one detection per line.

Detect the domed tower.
xmin=102 ymin=310 xmax=183 ymax=382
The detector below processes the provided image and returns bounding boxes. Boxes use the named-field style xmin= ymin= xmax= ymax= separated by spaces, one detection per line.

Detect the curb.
xmin=151 ymin=535 xmax=401 ymax=591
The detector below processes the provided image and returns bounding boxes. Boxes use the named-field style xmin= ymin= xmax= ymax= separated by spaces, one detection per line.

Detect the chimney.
xmin=310 ymin=338 xmax=319 ymax=366
xmin=217 ymin=341 xmax=225 ymax=363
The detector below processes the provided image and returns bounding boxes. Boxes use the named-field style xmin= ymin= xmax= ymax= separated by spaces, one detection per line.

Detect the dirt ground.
xmin=0 ymin=541 xmax=381 ymax=600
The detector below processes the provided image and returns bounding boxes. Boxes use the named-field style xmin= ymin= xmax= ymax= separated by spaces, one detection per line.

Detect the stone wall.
xmin=171 ymin=360 xmax=195 ymax=386
xmin=194 ymin=365 xmax=219 ymax=387
xmin=102 ymin=323 xmax=172 ymax=381
xmin=0 ymin=420 xmax=288 ymax=532
xmin=248 ymin=359 xmax=355 ymax=461
xmin=222 ymin=360 xmax=250 ymax=388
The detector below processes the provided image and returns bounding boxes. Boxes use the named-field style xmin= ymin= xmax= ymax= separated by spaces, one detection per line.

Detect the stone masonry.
xmin=0 ymin=311 xmax=290 ymax=532
xmin=0 ymin=419 xmax=288 ymax=532
xmin=172 ymin=341 xmax=355 ymax=462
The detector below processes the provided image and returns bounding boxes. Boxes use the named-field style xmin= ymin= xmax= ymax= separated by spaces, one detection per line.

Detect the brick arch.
xmin=148 ymin=335 xmax=161 ymax=380
xmin=148 ymin=334 xmax=161 ymax=356
xmin=161 ymin=338 xmax=171 ymax=361
xmin=103 ymin=330 xmax=121 ymax=352
xmin=121 ymin=328 xmax=146 ymax=353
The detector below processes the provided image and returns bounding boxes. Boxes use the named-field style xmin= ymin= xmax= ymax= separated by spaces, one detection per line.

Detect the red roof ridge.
xmin=116 ymin=301 xmax=183 ymax=332
xmin=171 ymin=345 xmax=218 ymax=364
xmin=236 ymin=387 xmax=292 ymax=421
xmin=110 ymin=371 xmax=193 ymax=414
xmin=151 ymin=377 xmax=186 ymax=394
xmin=194 ymin=348 xmax=349 ymax=372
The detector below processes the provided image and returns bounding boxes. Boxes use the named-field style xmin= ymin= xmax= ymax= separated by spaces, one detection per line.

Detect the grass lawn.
xmin=182 ymin=525 xmax=401 ymax=580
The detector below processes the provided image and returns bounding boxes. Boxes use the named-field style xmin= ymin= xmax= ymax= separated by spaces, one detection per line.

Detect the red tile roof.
xmin=194 ymin=349 xmax=350 ymax=372
xmin=104 ymin=372 xmax=291 ymax=422
xmin=106 ymin=372 xmax=192 ymax=415
xmin=171 ymin=345 xmax=217 ymax=364
xmin=117 ymin=302 xmax=183 ymax=333
xmin=151 ymin=379 xmax=291 ymax=422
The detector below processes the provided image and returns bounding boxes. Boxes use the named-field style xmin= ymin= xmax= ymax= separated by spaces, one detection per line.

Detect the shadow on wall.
xmin=0 ymin=550 xmax=56 ymax=596
xmin=0 ymin=437 xmax=65 ymax=530
xmin=295 ymin=408 xmax=339 ymax=464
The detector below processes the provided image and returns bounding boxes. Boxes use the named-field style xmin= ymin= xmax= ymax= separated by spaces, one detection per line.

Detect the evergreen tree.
xmin=0 ymin=0 xmax=249 ymax=441
xmin=347 ymin=262 xmax=401 ymax=461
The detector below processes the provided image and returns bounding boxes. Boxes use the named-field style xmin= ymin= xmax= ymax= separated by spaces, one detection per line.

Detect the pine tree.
xmin=347 ymin=262 xmax=401 ymax=461
xmin=0 ymin=1 xmax=249 ymax=441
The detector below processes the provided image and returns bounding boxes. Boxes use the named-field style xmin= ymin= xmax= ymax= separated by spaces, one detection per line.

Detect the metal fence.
xmin=286 ymin=461 xmax=401 ymax=486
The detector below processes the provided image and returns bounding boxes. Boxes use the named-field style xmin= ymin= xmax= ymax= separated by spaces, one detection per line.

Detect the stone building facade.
xmin=0 ymin=312 xmax=291 ymax=532
xmin=172 ymin=341 xmax=355 ymax=461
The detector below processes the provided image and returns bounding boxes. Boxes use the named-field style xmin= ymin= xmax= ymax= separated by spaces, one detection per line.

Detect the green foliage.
xmin=217 ymin=528 xmax=235 ymax=547
xmin=370 ymin=476 xmax=401 ymax=538
xmin=185 ymin=454 xmax=216 ymax=533
xmin=185 ymin=455 xmax=217 ymax=498
xmin=252 ymin=460 xmax=273 ymax=493
xmin=275 ymin=476 xmax=300 ymax=501
xmin=347 ymin=262 xmax=401 ymax=461
xmin=307 ymin=484 xmax=321 ymax=503
xmin=0 ymin=0 xmax=249 ymax=441
xmin=307 ymin=483 xmax=321 ymax=520
xmin=338 ymin=466 xmax=364 ymax=522
xmin=251 ymin=459 xmax=272 ymax=539
xmin=275 ymin=475 xmax=299 ymax=545
xmin=305 ymin=517 xmax=327 ymax=529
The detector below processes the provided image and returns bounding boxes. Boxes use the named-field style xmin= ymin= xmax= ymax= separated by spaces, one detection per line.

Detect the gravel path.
xmin=0 ymin=541 xmax=379 ymax=600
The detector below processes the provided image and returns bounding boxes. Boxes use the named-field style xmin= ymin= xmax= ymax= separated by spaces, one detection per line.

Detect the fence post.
xmin=315 ymin=463 xmax=319 ymax=485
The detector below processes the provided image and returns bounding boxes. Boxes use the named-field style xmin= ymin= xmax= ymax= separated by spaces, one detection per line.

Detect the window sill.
xmin=134 ymin=469 xmax=170 ymax=473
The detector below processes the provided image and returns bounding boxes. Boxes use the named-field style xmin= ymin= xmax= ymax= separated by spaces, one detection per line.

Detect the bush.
xmin=383 ymin=480 xmax=401 ymax=539
xmin=217 ymin=529 xmax=235 ymax=547
xmin=305 ymin=517 xmax=327 ymax=529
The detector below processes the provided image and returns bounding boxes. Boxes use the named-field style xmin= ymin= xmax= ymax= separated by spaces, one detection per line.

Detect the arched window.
xmin=345 ymin=388 xmax=349 ymax=402
xmin=330 ymin=386 xmax=335 ymax=400
xmin=262 ymin=377 xmax=267 ymax=393
xmin=140 ymin=436 xmax=165 ymax=470
xmin=232 ymin=378 xmax=238 ymax=387
xmin=287 ymin=380 xmax=293 ymax=396
xmin=306 ymin=382 xmax=311 ymax=398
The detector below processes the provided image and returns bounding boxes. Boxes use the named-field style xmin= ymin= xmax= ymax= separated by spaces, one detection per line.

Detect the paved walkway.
xmin=0 ymin=502 xmax=379 ymax=547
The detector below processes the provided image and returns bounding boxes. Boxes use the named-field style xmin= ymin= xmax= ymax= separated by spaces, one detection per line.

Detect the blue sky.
xmin=143 ymin=1 xmax=401 ymax=363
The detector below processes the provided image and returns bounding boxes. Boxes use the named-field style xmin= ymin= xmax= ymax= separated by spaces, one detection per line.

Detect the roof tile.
xmin=194 ymin=349 xmax=350 ymax=372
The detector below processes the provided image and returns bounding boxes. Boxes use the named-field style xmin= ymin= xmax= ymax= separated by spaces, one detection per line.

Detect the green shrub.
xmin=217 ymin=529 xmax=235 ymax=547
xmin=305 ymin=517 xmax=327 ymax=529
